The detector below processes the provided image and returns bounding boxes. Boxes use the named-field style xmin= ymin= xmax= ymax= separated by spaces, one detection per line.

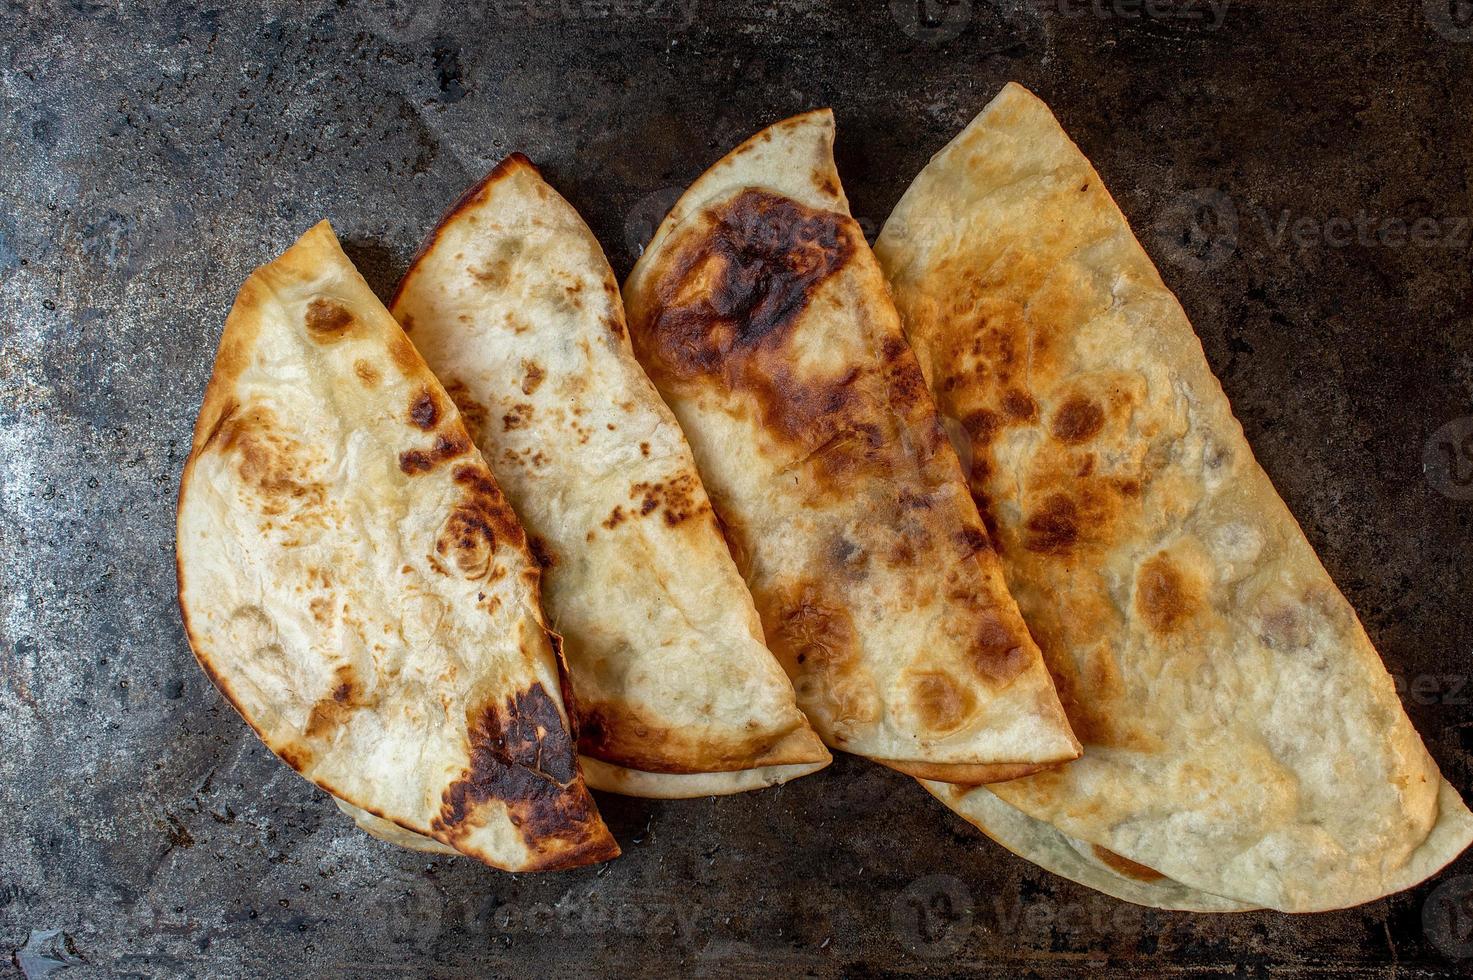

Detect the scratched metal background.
xmin=4 ymin=1 xmax=1473 ymax=976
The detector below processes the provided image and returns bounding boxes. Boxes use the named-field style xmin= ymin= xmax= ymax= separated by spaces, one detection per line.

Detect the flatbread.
xmin=876 ymin=82 xmax=1473 ymax=911
xmin=919 ymin=781 xmax=1258 ymax=912
xmin=390 ymin=156 xmax=829 ymax=797
xmin=622 ymin=110 xmax=1081 ymax=778
xmin=177 ymin=221 xmax=618 ymax=871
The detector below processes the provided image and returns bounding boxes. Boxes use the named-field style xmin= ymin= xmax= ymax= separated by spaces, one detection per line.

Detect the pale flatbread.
xmin=877 ymin=82 xmax=1473 ymax=911
xmin=390 ymin=156 xmax=829 ymax=797
xmin=177 ymin=221 xmax=618 ymax=871
xmin=622 ymin=110 xmax=1081 ymax=778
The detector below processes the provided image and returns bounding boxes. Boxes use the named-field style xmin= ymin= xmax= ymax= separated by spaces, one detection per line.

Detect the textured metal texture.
xmin=3 ymin=1 xmax=1472 ymax=976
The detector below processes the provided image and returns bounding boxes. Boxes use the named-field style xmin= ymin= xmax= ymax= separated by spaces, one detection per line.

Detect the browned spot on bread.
xmin=962 ymin=408 xmax=1002 ymax=445
xmin=433 ymin=683 xmax=609 ymax=864
xmin=354 ymin=360 xmax=380 ymax=387
xmin=520 ymin=360 xmax=546 ymax=395
xmin=304 ymin=675 xmax=362 ymax=739
xmin=389 ymin=333 xmax=420 ymax=372
xmin=1002 ymin=390 xmax=1037 ymax=421
xmin=1024 ymin=493 xmax=1079 ymax=555
xmin=762 ymin=580 xmax=878 ymax=729
xmin=398 ymin=434 xmax=469 ymax=474
xmin=909 ymin=670 xmax=978 ymax=734
xmin=602 ymin=505 xmax=626 ymax=530
xmin=634 ymin=189 xmax=858 ymax=449
xmin=276 ymin=743 xmax=313 ymax=770
xmin=1051 ymin=395 xmax=1105 ymax=444
xmin=638 ymin=442 xmax=650 ymax=457
xmin=502 ymin=403 xmax=533 ymax=431
xmin=213 ymin=408 xmax=328 ymax=518
xmin=814 ymin=172 xmax=840 ymax=197
xmin=1136 ymin=552 xmax=1197 ymax=634
xmin=526 ymin=536 xmax=555 ymax=570
xmin=954 ymin=526 xmax=991 ymax=558
xmin=1092 ymin=844 xmax=1166 ymax=882
xmin=603 ymin=314 xmax=625 ymax=338
xmin=969 ymin=609 xmax=1029 ymax=686
xmin=433 ymin=464 xmax=525 ymax=579
xmin=628 ymin=472 xmax=707 ymax=527
xmin=305 ymin=298 xmax=354 ymax=339
xmin=470 ymin=257 xmax=513 ymax=289
xmin=408 ymin=388 xmax=441 ymax=430
xmin=442 ymin=380 xmax=489 ymax=443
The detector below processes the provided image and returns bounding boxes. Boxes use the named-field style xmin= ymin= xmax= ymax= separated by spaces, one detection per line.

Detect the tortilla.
xmin=390 ymin=156 xmax=829 ymax=797
xmin=622 ymin=110 xmax=1081 ymax=778
xmin=876 ymin=82 xmax=1473 ymax=911
xmin=918 ymin=781 xmax=1258 ymax=912
xmin=176 ymin=221 xmax=618 ymax=871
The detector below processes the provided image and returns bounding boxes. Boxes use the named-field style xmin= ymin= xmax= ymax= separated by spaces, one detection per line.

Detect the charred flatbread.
xmin=390 ymin=156 xmax=829 ymax=797
xmin=622 ymin=111 xmax=1081 ymax=779
xmin=877 ymin=82 xmax=1473 ymax=911
xmin=177 ymin=221 xmax=618 ymax=870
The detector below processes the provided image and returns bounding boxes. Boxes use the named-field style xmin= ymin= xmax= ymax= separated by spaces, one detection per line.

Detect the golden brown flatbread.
xmin=622 ymin=110 xmax=1081 ymax=779
xmin=177 ymin=221 xmax=618 ymax=870
xmin=390 ymin=156 xmax=829 ymax=797
xmin=877 ymin=82 xmax=1473 ymax=911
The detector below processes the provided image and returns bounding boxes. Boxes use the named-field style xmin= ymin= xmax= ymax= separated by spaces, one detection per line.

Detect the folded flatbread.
xmin=176 ymin=221 xmax=618 ymax=870
xmin=390 ymin=156 xmax=829 ymax=798
xmin=876 ymin=82 xmax=1473 ymax=911
xmin=622 ymin=111 xmax=1081 ymax=780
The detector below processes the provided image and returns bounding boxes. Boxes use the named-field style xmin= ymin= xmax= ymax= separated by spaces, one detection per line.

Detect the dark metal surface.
xmin=3 ymin=1 xmax=1473 ymax=976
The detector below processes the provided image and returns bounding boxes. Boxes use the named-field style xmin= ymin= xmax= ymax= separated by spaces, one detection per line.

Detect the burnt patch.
xmin=1001 ymin=390 xmax=1037 ymax=421
xmin=432 ymin=464 xmax=523 ymax=578
xmin=408 ymin=388 xmax=441 ymax=430
xmin=628 ymin=471 xmax=707 ymax=527
xmin=642 ymin=188 xmax=855 ymax=380
xmin=399 ymin=434 xmax=469 ymax=474
xmin=527 ymin=535 xmax=556 ymax=570
xmin=433 ymin=683 xmax=605 ymax=857
xmin=1024 ymin=493 xmax=1079 ymax=555
xmin=1051 ymin=395 xmax=1105 ymax=444
xmin=962 ymin=408 xmax=1002 ymax=445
